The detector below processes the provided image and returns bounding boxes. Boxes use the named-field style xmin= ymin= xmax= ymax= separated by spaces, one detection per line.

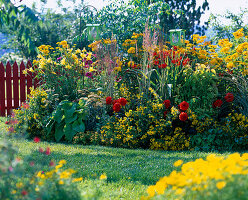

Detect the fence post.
xmin=6 ymin=62 xmax=13 ymax=116
xmin=20 ymin=61 xmax=26 ymax=104
xmin=0 ymin=63 xmax=5 ymax=117
xmin=13 ymin=61 xmax=20 ymax=109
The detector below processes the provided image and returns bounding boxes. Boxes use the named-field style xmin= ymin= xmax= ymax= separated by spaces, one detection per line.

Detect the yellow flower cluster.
xmin=233 ymin=28 xmax=244 ymax=39
xmin=36 ymin=160 xmax=83 ymax=186
xmin=144 ymin=153 xmax=248 ymax=199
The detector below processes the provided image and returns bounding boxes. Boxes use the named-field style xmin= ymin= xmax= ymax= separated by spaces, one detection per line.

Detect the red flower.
xmin=179 ymin=112 xmax=188 ymax=121
xmin=5 ymin=121 xmax=9 ymax=124
xmin=21 ymin=190 xmax=28 ymax=196
xmin=163 ymin=111 xmax=168 ymax=118
xmin=106 ymin=96 xmax=112 ymax=105
xmin=159 ymin=63 xmax=167 ymax=68
xmin=29 ymin=161 xmax=35 ymax=167
xmin=224 ymin=93 xmax=234 ymax=102
xmin=163 ymin=100 xmax=171 ymax=109
xmin=39 ymin=147 xmax=44 ymax=153
xmin=212 ymin=99 xmax=223 ymax=108
xmin=179 ymin=101 xmax=189 ymax=111
xmin=22 ymin=102 xmax=29 ymax=109
xmin=33 ymin=137 xmax=40 ymax=143
xmin=45 ymin=147 xmax=51 ymax=155
xmin=49 ymin=161 xmax=55 ymax=166
xmin=113 ymin=103 xmax=121 ymax=112
xmin=118 ymin=98 xmax=127 ymax=106
xmin=112 ymin=99 xmax=119 ymax=105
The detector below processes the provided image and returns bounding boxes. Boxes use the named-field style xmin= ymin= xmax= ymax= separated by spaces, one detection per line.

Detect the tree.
xmin=208 ymin=9 xmax=248 ymax=42
xmin=98 ymin=0 xmax=173 ymax=42
xmin=151 ymin=0 xmax=209 ymax=38
xmin=0 ymin=0 xmax=38 ymax=58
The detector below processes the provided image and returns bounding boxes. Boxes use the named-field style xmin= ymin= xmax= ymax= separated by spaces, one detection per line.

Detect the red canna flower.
xmin=113 ymin=103 xmax=121 ymax=112
xmin=179 ymin=112 xmax=188 ymax=121
xmin=179 ymin=101 xmax=189 ymax=111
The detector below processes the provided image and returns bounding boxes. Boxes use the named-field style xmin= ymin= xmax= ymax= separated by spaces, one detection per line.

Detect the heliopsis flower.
xmin=174 ymin=159 xmax=183 ymax=167
xmin=179 ymin=101 xmax=189 ymax=111
xmin=100 ymin=174 xmax=107 ymax=180
xmin=179 ymin=112 xmax=188 ymax=121
xmin=216 ymin=181 xmax=226 ymax=189
xmin=233 ymin=28 xmax=244 ymax=39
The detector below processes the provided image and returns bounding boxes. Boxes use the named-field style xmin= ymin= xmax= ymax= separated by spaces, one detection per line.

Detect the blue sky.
xmin=16 ymin=0 xmax=248 ymax=25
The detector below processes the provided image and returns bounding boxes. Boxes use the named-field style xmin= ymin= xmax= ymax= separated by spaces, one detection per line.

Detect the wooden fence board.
xmin=0 ymin=61 xmax=38 ymax=117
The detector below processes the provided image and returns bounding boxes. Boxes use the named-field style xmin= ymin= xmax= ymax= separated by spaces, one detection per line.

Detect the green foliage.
xmin=46 ymin=100 xmax=87 ymax=142
xmin=9 ymin=88 xmax=50 ymax=139
xmin=157 ymin=0 xmax=209 ymax=38
xmin=0 ymin=0 xmax=38 ymax=58
xmin=209 ymin=9 xmax=248 ymax=42
xmin=190 ymin=112 xmax=248 ymax=151
xmin=0 ymin=139 xmax=82 ymax=200
xmin=175 ymin=64 xmax=219 ymax=117
xmin=98 ymin=0 xmax=171 ymax=43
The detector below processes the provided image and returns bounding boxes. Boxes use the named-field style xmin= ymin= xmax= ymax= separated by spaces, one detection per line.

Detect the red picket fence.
xmin=0 ymin=61 xmax=38 ymax=117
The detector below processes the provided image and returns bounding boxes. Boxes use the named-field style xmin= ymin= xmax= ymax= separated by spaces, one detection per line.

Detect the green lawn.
xmin=0 ymin=117 xmax=232 ymax=199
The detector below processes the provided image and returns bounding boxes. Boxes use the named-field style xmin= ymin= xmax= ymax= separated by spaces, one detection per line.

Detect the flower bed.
xmin=6 ymin=27 xmax=248 ymax=151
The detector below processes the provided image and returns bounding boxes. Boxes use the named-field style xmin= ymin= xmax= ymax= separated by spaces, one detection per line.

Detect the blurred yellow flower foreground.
xmin=143 ymin=153 xmax=248 ymax=200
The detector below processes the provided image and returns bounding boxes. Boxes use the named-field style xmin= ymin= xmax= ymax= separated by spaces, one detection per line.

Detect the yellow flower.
xmin=59 ymin=160 xmax=66 ymax=165
xmin=174 ymin=160 xmax=183 ymax=167
xmin=89 ymin=67 xmax=97 ymax=72
xmin=16 ymin=182 xmax=23 ymax=188
xmin=11 ymin=190 xmax=17 ymax=194
xmin=100 ymin=174 xmax=107 ymax=180
xmin=216 ymin=181 xmax=226 ymax=189
xmin=59 ymin=180 xmax=64 ymax=185
xmin=226 ymin=61 xmax=234 ymax=69
xmin=72 ymin=177 xmax=83 ymax=183
xmin=127 ymin=47 xmax=136 ymax=54
xmin=233 ymin=28 xmax=244 ymax=39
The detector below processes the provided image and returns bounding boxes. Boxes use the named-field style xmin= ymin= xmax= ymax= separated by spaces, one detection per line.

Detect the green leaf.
xmin=53 ymin=109 xmax=63 ymax=123
xmin=45 ymin=119 xmax=55 ymax=135
xmin=64 ymin=103 xmax=77 ymax=118
xmin=65 ymin=114 xmax=77 ymax=124
xmin=72 ymin=119 xmax=85 ymax=133
xmin=55 ymin=123 xmax=65 ymax=142
xmin=64 ymin=124 xmax=76 ymax=141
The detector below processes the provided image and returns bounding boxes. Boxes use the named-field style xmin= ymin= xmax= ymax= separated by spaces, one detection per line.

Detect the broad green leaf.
xmin=55 ymin=123 xmax=65 ymax=142
xmin=65 ymin=114 xmax=77 ymax=124
xmin=64 ymin=124 xmax=76 ymax=141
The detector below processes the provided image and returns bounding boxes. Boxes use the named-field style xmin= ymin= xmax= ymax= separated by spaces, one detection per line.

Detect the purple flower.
xmin=8 ymin=166 xmax=13 ymax=172
xmin=115 ymin=76 xmax=122 ymax=82
xmin=57 ymin=57 xmax=62 ymax=61
xmin=85 ymin=72 xmax=93 ymax=78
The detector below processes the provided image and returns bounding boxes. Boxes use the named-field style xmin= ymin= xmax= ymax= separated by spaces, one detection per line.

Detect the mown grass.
xmin=0 ymin=117 xmax=233 ymax=200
